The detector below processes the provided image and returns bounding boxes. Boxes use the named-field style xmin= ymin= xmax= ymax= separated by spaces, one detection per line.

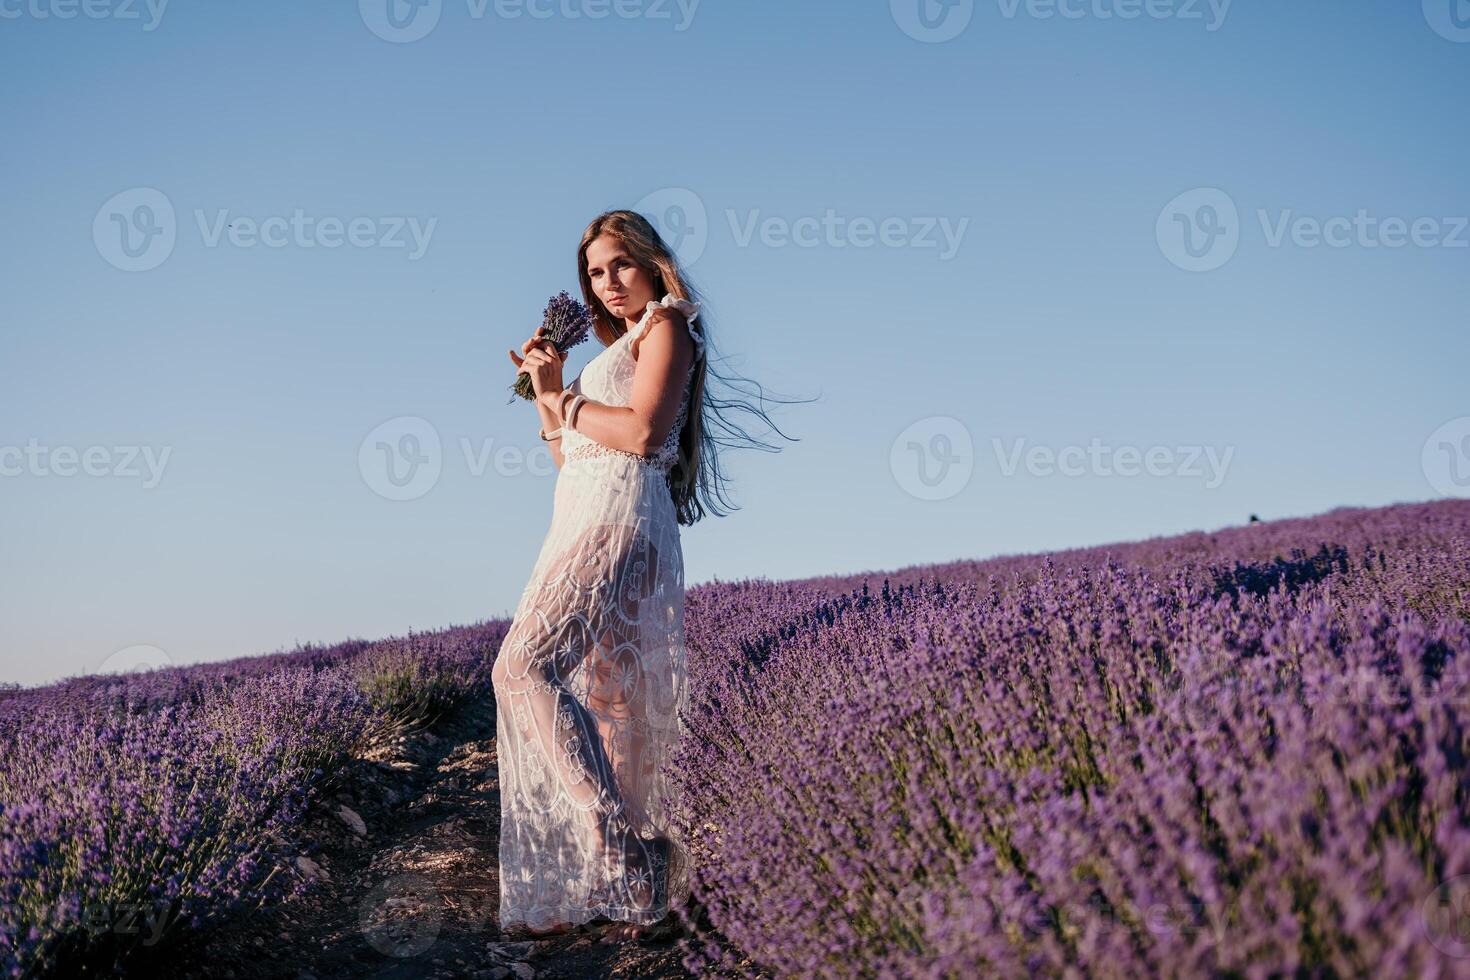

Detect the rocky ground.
xmin=140 ymin=697 xmax=743 ymax=979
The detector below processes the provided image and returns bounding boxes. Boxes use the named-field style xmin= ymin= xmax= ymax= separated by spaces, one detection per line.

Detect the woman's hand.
xmin=515 ymin=326 xmax=566 ymax=360
xmin=508 ymin=331 xmax=564 ymax=398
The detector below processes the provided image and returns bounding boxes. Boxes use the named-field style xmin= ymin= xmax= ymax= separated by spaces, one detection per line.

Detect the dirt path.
xmin=153 ymin=697 xmax=693 ymax=979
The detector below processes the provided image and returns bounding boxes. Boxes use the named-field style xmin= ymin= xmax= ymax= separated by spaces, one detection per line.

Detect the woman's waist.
xmin=554 ymin=449 xmax=679 ymax=518
xmin=561 ymin=441 xmax=677 ymax=475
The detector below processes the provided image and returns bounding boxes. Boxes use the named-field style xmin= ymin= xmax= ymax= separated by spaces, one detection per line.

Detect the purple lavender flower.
xmin=509 ymin=290 xmax=593 ymax=402
xmin=5 ymin=500 xmax=1470 ymax=977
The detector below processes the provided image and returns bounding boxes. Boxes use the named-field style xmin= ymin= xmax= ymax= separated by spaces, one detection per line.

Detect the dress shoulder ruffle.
xmin=632 ymin=293 xmax=704 ymax=359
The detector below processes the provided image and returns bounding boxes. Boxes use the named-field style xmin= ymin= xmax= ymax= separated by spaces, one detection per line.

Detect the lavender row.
xmin=670 ymin=500 xmax=1470 ymax=978
xmin=0 ymin=622 xmax=506 ymax=977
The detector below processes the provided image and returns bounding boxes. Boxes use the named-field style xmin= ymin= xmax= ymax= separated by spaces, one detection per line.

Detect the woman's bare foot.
xmin=526 ymin=920 xmax=578 ymax=938
xmin=598 ymin=922 xmax=645 ymax=943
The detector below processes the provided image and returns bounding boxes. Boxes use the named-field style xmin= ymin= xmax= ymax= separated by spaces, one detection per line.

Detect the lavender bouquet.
xmin=509 ymin=290 xmax=594 ymax=402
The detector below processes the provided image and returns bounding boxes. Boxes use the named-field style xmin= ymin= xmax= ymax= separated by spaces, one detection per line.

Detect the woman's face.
xmin=585 ymin=233 xmax=660 ymax=325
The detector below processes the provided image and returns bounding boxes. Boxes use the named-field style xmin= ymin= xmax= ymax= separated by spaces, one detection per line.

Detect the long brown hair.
xmin=576 ymin=210 xmax=809 ymax=526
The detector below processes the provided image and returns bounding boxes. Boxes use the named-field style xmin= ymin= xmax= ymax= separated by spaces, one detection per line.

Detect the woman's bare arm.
xmin=533 ymin=392 xmax=566 ymax=470
xmin=560 ymin=309 xmax=695 ymax=456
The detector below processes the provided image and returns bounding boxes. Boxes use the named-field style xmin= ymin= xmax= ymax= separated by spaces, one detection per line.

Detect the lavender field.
xmin=4 ymin=499 xmax=1470 ymax=978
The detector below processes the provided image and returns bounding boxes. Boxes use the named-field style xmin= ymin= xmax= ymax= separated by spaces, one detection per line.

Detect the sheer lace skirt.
xmin=490 ymin=453 xmax=691 ymax=931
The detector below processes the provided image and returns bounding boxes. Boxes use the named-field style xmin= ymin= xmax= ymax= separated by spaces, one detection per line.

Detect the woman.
xmin=490 ymin=210 xmax=802 ymax=944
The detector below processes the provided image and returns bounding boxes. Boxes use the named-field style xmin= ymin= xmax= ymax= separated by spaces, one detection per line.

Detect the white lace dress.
xmin=491 ymin=294 xmax=701 ymax=932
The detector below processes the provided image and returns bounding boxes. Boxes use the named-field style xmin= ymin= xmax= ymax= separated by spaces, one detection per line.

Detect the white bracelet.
xmin=565 ymin=395 xmax=588 ymax=430
xmin=558 ymin=389 xmax=577 ymax=419
xmin=540 ymin=427 xmax=563 ymax=442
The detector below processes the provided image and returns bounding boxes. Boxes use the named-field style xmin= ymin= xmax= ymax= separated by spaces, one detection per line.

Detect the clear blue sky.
xmin=2 ymin=1 xmax=1467 ymax=686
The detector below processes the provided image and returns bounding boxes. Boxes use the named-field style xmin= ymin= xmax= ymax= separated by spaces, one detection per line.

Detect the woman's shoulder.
xmin=632 ymin=294 xmax=705 ymax=360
